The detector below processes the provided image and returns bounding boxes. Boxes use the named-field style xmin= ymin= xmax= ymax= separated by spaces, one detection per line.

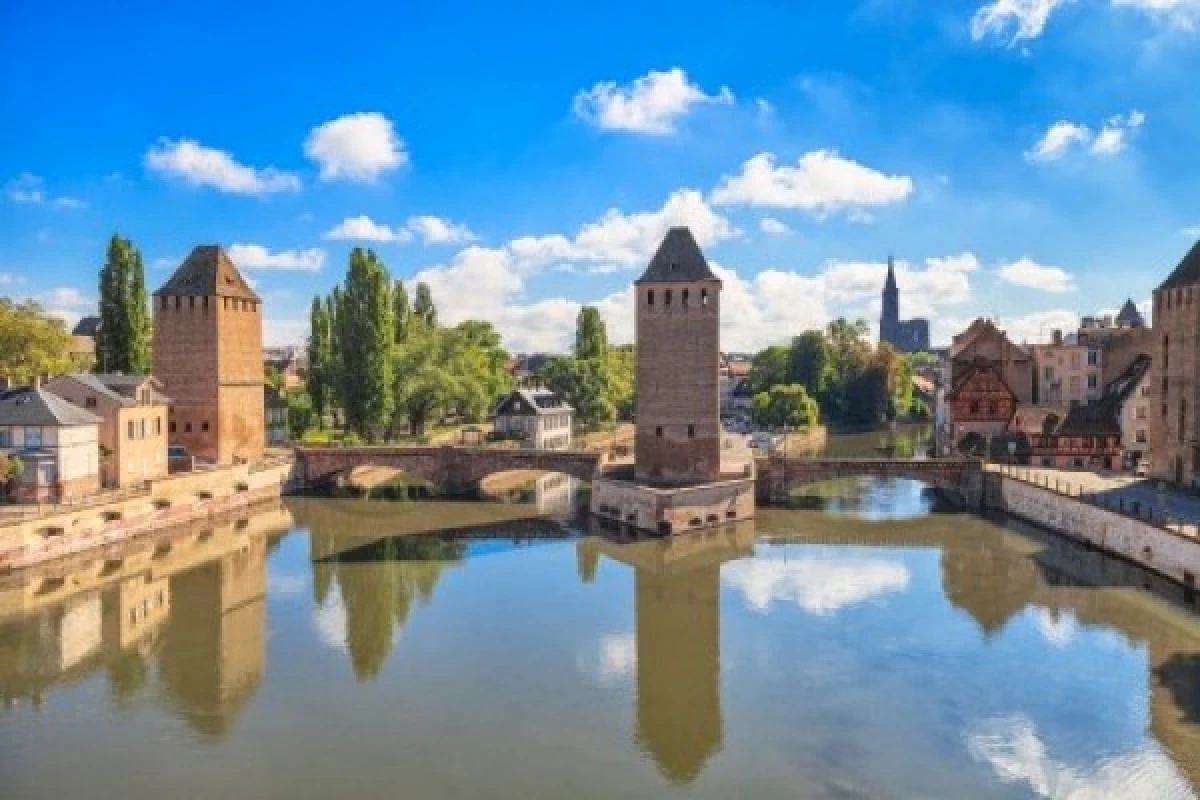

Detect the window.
xmin=1087 ymin=374 xmax=1098 ymax=390
xmin=185 ymin=422 xmax=192 ymax=433
xmin=201 ymin=421 xmax=209 ymax=432
xmin=682 ymin=289 xmax=690 ymax=306
xmin=24 ymin=428 xmax=42 ymax=447
xmin=169 ymin=421 xmax=176 ymax=434
xmin=0 ymin=429 xmax=9 ymax=448
xmin=665 ymin=290 xmax=672 ymax=306
xmin=174 ymin=296 xmax=181 ymax=309
xmin=647 ymin=290 xmax=654 ymax=306
xmin=128 ymin=421 xmax=135 ymax=440
xmin=85 ymin=397 xmax=97 ymax=408
xmin=1043 ymin=366 xmax=1053 ymax=380
xmin=139 ymin=419 xmax=146 ymax=438
xmin=1087 ymin=350 xmax=1099 ymax=366
xmin=1164 ymin=335 xmax=1170 ymax=370
xmin=687 ymin=424 xmax=695 ymax=438
xmin=1136 ymin=429 xmax=1147 ymax=443
xmin=701 ymin=288 xmax=709 ymax=307
xmin=160 ymin=296 xmax=168 ymax=310
xmin=155 ymin=418 xmax=162 ymax=435
xmin=655 ymin=426 xmax=663 ymax=438
xmin=969 ymin=401 xmax=981 ymax=414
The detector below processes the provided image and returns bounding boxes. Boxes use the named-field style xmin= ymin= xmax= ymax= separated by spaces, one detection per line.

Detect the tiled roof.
xmin=636 ymin=227 xmax=719 ymax=284
xmin=494 ymin=388 xmax=573 ymax=417
xmin=0 ymin=386 xmax=102 ymax=427
xmin=154 ymin=245 xmax=260 ymax=300
xmin=56 ymin=373 xmax=170 ymax=406
xmin=1115 ymin=299 xmax=1145 ymax=328
xmin=1158 ymin=239 xmax=1200 ymax=292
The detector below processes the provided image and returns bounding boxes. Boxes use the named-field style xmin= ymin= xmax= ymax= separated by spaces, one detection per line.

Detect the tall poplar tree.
xmin=98 ymin=234 xmax=150 ymax=374
xmin=574 ymin=306 xmax=608 ymax=360
xmin=341 ymin=249 xmax=394 ymax=439
xmin=393 ymin=280 xmax=411 ymax=342
xmin=413 ymin=282 xmax=437 ymax=328
xmin=307 ymin=297 xmax=333 ymax=426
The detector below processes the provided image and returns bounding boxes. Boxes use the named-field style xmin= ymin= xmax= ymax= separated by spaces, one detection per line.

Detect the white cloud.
xmin=998 ymin=258 xmax=1077 ymax=292
xmin=721 ymin=553 xmax=911 ymax=616
xmin=971 ymin=0 xmax=1069 ymax=44
xmin=46 ymin=287 xmax=93 ymax=309
xmin=0 ymin=272 xmax=20 ymax=285
xmin=323 ymin=214 xmax=476 ymax=245
xmin=265 ymin=318 xmax=309 ymax=348
xmin=572 ymin=67 xmax=734 ymax=135
xmin=4 ymin=172 xmax=46 ymax=204
xmin=1183 ymin=226 xmax=1200 ymax=238
xmin=1027 ymin=121 xmax=1092 ymax=162
xmin=1112 ymin=0 xmax=1200 ymax=29
xmin=228 ymin=244 xmax=326 ymax=272
xmin=710 ymin=151 xmax=914 ymax=217
xmin=759 ymin=217 xmax=792 ymax=236
xmin=967 ymin=715 xmax=1195 ymax=800
xmin=820 ymin=253 xmax=979 ymax=319
xmin=144 ymin=139 xmax=301 ymax=195
xmin=1031 ymin=607 xmax=1078 ymax=647
xmin=998 ymin=309 xmax=1082 ymax=344
xmin=509 ymin=189 xmax=738 ymax=273
xmin=313 ymin=584 xmax=348 ymax=652
xmin=4 ymin=173 xmax=87 ymax=208
xmin=1090 ymin=110 xmax=1146 ymax=156
xmin=405 ymin=215 xmax=478 ymax=244
xmin=305 ymin=112 xmax=408 ymax=182
xmin=323 ymin=215 xmax=413 ymax=243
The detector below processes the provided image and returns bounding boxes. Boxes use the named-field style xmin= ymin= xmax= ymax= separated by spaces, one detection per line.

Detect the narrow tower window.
xmin=665 ymin=290 xmax=672 ymax=306
xmin=655 ymin=426 xmax=663 ymax=438
xmin=682 ymin=289 xmax=690 ymax=306
xmin=701 ymin=288 xmax=708 ymax=307
xmin=647 ymin=290 xmax=654 ymax=306
xmin=687 ymin=425 xmax=695 ymax=438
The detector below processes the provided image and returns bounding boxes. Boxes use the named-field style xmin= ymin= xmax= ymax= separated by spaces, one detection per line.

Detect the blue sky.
xmin=3 ymin=0 xmax=1199 ymax=352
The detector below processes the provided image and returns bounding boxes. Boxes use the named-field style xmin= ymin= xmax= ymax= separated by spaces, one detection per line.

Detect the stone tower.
xmin=1149 ymin=239 xmax=1200 ymax=487
xmin=880 ymin=254 xmax=899 ymax=344
xmin=153 ymin=246 xmax=264 ymax=465
xmin=634 ymin=227 xmax=722 ymax=484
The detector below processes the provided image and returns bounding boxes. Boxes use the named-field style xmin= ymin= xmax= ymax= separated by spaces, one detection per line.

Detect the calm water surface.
xmin=2 ymin=451 xmax=1200 ymax=798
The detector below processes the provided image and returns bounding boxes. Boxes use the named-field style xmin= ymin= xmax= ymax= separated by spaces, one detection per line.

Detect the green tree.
xmin=751 ymin=384 xmax=819 ymax=429
xmin=539 ymin=356 xmax=615 ymax=428
xmin=574 ymin=306 xmax=608 ymax=360
xmin=286 ymin=391 xmax=316 ymax=440
xmin=789 ymin=331 xmax=833 ymax=400
xmin=606 ymin=344 xmax=636 ymax=419
xmin=392 ymin=280 xmax=411 ymax=342
xmin=97 ymin=234 xmax=150 ymax=374
xmin=413 ymin=282 xmax=437 ymax=328
xmin=340 ymin=249 xmax=394 ymax=439
xmin=306 ymin=296 xmax=333 ymax=427
xmin=749 ymin=344 xmax=791 ymax=392
xmin=0 ymin=299 xmax=78 ymax=382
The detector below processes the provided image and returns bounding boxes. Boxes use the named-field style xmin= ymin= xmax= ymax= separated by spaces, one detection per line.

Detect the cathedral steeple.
xmin=881 ymin=253 xmax=899 ymax=344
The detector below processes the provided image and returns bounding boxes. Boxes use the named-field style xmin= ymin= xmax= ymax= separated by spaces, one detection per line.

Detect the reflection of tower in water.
xmin=583 ymin=523 xmax=755 ymax=785
xmin=158 ymin=533 xmax=268 ymax=736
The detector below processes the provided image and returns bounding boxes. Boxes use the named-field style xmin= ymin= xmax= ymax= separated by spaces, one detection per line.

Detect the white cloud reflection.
xmin=721 ymin=555 xmax=910 ymax=616
xmin=577 ymin=632 xmax=637 ymax=686
xmin=967 ymin=715 xmax=1195 ymax=800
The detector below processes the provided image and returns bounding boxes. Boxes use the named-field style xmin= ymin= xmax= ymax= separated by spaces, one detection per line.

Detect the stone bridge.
xmin=755 ymin=457 xmax=984 ymax=508
xmin=293 ymin=446 xmax=605 ymax=495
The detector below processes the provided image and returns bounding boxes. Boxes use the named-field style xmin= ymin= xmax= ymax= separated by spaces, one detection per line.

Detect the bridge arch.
xmin=755 ymin=458 xmax=984 ymax=509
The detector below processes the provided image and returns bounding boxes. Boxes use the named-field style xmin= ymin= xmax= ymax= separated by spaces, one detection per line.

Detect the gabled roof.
xmin=51 ymin=373 xmax=170 ymax=406
xmin=0 ymin=386 xmax=102 ymax=427
xmin=1104 ymin=354 xmax=1151 ymax=405
xmin=1053 ymin=402 xmax=1121 ymax=437
xmin=154 ymin=245 xmax=260 ymax=301
xmin=946 ymin=359 xmax=1017 ymax=402
xmin=494 ymin=388 xmax=573 ymax=417
xmin=635 ymin=227 xmax=720 ymax=284
xmin=1158 ymin=239 xmax=1200 ymax=292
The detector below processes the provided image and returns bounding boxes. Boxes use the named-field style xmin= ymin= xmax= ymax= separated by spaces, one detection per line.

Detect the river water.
xmin=2 ymin=431 xmax=1200 ymax=798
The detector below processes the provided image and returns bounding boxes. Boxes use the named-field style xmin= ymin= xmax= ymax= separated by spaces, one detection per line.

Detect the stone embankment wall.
xmin=985 ymin=474 xmax=1200 ymax=588
xmin=0 ymin=458 xmax=294 ymax=570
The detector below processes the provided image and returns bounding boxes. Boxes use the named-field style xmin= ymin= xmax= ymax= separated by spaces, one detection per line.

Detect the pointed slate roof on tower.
xmin=636 ymin=227 xmax=720 ymax=284
xmin=1158 ymin=239 xmax=1200 ymax=292
xmin=884 ymin=254 xmax=898 ymax=291
xmin=154 ymin=245 xmax=260 ymax=301
xmin=1116 ymin=298 xmax=1145 ymax=328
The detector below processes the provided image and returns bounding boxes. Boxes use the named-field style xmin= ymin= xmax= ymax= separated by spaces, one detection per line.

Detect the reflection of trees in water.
xmin=322 ymin=535 xmax=466 ymax=681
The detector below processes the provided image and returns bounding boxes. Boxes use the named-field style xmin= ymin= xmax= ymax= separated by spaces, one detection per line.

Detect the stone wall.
xmin=591 ymin=474 xmax=755 ymax=534
xmin=986 ymin=473 xmax=1200 ymax=587
xmin=1149 ymin=285 xmax=1200 ymax=487
xmin=0 ymin=458 xmax=293 ymax=570
xmin=154 ymin=295 xmax=221 ymax=461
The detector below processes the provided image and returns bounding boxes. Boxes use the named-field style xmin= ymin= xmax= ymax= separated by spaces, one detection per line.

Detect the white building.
xmin=0 ymin=386 xmax=101 ymax=502
xmin=493 ymin=388 xmax=573 ymax=450
xmin=1109 ymin=354 xmax=1152 ymax=469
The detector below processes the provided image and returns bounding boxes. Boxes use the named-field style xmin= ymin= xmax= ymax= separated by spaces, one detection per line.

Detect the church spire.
xmin=885 ymin=253 xmax=898 ymax=291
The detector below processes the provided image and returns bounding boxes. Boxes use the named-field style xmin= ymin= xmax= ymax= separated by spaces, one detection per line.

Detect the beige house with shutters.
xmin=45 ymin=374 xmax=170 ymax=488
